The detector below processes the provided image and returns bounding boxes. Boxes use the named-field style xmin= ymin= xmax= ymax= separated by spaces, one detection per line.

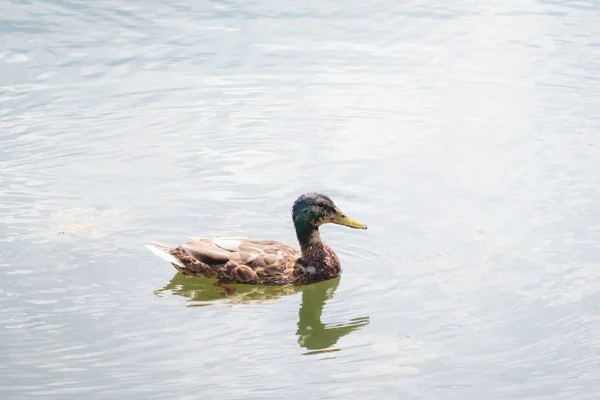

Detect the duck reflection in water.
xmin=156 ymin=274 xmax=369 ymax=354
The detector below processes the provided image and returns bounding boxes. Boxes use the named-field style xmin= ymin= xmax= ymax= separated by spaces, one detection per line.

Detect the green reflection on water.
xmin=156 ymin=275 xmax=369 ymax=354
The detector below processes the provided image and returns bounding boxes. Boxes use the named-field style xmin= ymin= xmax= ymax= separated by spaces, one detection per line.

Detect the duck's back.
xmin=147 ymin=237 xmax=301 ymax=284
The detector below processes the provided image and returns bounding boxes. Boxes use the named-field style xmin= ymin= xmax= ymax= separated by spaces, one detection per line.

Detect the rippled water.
xmin=2 ymin=0 xmax=600 ymax=398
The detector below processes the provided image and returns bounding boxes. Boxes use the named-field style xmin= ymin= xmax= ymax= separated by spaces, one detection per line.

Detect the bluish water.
xmin=2 ymin=0 xmax=600 ymax=398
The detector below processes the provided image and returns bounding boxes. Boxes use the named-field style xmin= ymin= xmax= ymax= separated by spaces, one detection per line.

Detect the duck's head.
xmin=292 ymin=192 xmax=367 ymax=231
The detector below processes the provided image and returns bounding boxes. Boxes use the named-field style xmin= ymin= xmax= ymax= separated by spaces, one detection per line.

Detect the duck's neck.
xmin=295 ymin=221 xmax=325 ymax=257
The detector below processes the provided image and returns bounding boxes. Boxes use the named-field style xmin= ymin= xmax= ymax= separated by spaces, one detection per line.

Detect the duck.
xmin=146 ymin=192 xmax=367 ymax=286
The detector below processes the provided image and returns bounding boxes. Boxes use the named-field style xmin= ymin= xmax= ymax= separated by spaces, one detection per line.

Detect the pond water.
xmin=2 ymin=0 xmax=600 ymax=398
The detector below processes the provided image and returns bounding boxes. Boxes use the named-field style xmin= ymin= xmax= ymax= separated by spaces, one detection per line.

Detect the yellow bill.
xmin=331 ymin=208 xmax=368 ymax=230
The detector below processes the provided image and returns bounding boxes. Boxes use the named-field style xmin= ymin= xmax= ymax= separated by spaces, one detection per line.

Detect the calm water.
xmin=2 ymin=0 xmax=600 ymax=398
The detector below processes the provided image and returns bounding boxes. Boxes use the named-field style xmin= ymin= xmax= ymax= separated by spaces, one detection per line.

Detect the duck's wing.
xmin=148 ymin=237 xmax=301 ymax=284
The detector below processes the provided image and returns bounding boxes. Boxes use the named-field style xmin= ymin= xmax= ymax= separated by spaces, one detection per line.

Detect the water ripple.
xmin=2 ymin=0 xmax=600 ymax=398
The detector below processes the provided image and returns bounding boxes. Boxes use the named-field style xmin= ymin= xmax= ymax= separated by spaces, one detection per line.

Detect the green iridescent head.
xmin=291 ymin=193 xmax=367 ymax=244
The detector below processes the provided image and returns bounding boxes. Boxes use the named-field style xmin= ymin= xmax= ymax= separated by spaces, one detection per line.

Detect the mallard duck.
xmin=146 ymin=192 xmax=367 ymax=285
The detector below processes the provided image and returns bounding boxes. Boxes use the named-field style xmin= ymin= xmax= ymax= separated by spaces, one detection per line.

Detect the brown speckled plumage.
xmin=147 ymin=193 xmax=367 ymax=286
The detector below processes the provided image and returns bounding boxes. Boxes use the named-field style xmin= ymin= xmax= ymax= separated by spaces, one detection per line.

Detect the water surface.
xmin=2 ymin=0 xmax=600 ymax=398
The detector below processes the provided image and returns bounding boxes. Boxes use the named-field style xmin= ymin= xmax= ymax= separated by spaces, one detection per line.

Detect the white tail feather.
xmin=145 ymin=243 xmax=184 ymax=268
